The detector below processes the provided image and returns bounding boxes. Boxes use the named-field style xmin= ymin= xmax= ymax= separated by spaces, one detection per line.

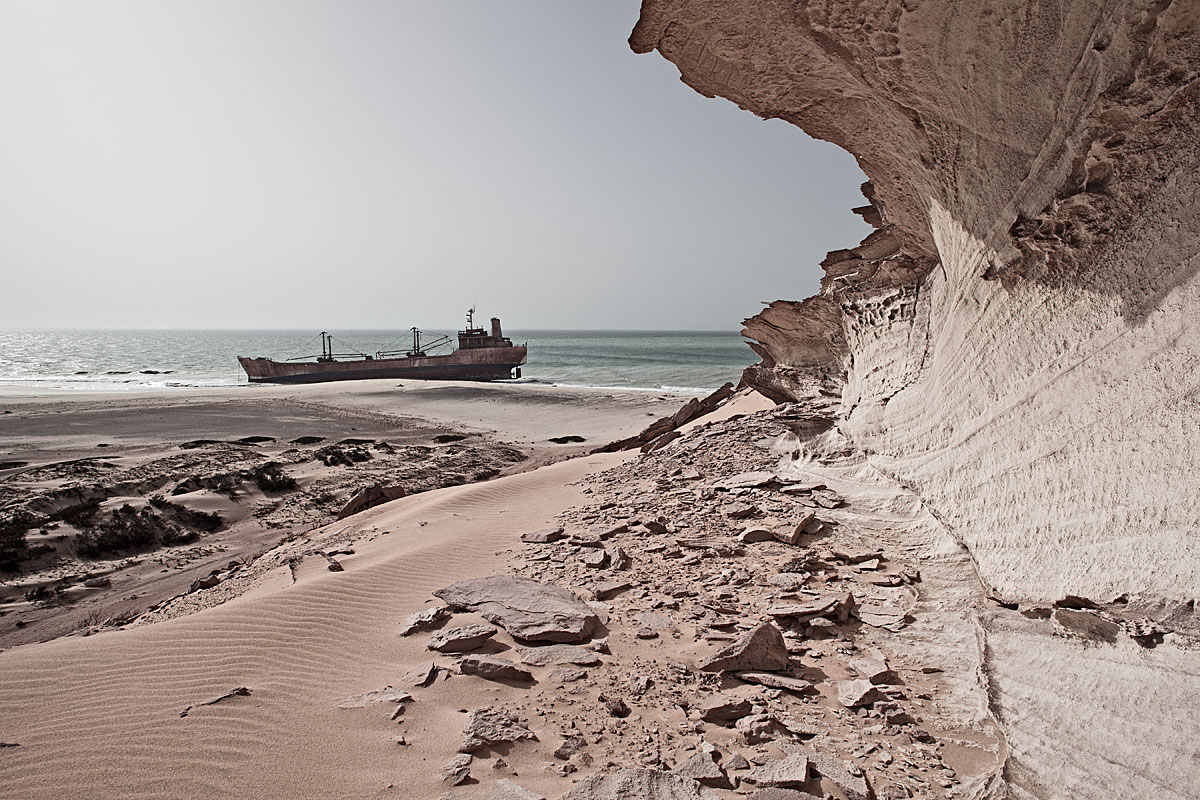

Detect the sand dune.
xmin=0 ymin=452 xmax=625 ymax=800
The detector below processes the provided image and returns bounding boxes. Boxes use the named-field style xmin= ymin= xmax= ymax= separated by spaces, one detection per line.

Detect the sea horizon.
xmin=0 ymin=328 xmax=758 ymax=395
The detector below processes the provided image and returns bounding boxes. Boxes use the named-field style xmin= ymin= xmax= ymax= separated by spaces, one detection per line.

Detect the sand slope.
xmin=0 ymin=451 xmax=624 ymax=800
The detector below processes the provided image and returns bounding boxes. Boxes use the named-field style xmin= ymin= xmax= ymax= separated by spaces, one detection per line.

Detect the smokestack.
xmin=491 ymin=317 xmax=503 ymax=339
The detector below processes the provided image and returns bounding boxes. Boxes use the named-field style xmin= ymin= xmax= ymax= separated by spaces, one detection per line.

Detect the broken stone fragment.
xmin=801 ymin=747 xmax=871 ymax=800
xmin=745 ymin=751 xmax=810 ymax=788
xmin=459 ymin=708 xmax=537 ymax=753
xmin=434 ymin=575 xmax=599 ymax=643
xmin=739 ymin=525 xmax=776 ymax=544
xmin=402 ymin=661 xmax=439 ymax=687
xmin=442 ymin=753 xmax=472 ymax=785
xmin=560 ymin=768 xmax=720 ymax=799
xmin=1051 ymin=608 xmax=1120 ymax=644
xmin=337 ymin=687 xmax=412 ymax=709
xmin=515 ymin=644 xmax=601 ymax=667
xmin=725 ymin=753 xmax=750 ymax=771
xmin=605 ymin=543 xmax=631 ymax=570
xmin=747 ymin=789 xmax=822 ymax=800
xmin=736 ymin=672 xmax=813 ymax=695
xmin=699 ymin=622 xmax=790 ymax=672
xmin=481 ymin=778 xmax=546 ymax=800
xmin=552 ymin=667 xmax=588 ymax=682
xmin=604 ymin=696 xmax=631 ymax=718
xmin=643 ymin=520 xmax=669 ymax=534
xmin=399 ymin=605 xmax=452 ymax=636
xmin=837 ymin=679 xmax=887 ymax=708
xmin=773 ymin=512 xmax=818 ymax=545
xmin=597 ymin=523 xmax=628 ymax=538
xmin=715 ymin=471 xmax=778 ymax=489
xmin=723 ymin=502 xmax=758 ymax=519
xmin=697 ymin=693 xmax=753 ymax=724
xmin=851 ymin=657 xmax=895 ymax=684
xmin=571 ymin=532 xmax=604 ymax=548
xmin=674 ymin=750 xmax=733 ymax=788
xmin=581 ymin=549 xmax=608 ymax=568
xmin=735 ymin=713 xmax=776 ymax=744
xmin=459 ymin=655 xmax=534 ymax=682
xmin=427 ymin=623 xmax=498 ymax=653
xmin=520 ymin=527 xmax=565 ymax=544
xmin=593 ymin=579 xmax=631 ymax=600
xmin=810 ymin=489 xmax=845 ymax=508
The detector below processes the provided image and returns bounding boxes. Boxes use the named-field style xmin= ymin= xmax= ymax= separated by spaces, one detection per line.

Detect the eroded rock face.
xmin=632 ymin=3 xmax=1198 ymax=798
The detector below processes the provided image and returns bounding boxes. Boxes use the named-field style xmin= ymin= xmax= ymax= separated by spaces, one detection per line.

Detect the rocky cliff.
xmin=633 ymin=2 xmax=1198 ymax=798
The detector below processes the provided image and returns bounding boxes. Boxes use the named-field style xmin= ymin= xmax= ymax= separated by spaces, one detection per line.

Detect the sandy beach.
xmin=0 ymin=382 xmax=1034 ymax=800
xmin=0 ymin=381 xmax=685 ymax=647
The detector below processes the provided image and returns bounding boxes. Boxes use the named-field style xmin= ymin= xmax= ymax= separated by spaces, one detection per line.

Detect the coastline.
xmin=0 ymin=380 xmax=688 ymax=647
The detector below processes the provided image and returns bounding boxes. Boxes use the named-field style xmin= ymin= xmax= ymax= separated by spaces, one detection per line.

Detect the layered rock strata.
xmin=632 ymin=2 xmax=1199 ymax=798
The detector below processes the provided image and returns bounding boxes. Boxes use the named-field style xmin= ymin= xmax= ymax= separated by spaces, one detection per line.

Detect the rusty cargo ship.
xmin=238 ymin=311 xmax=526 ymax=384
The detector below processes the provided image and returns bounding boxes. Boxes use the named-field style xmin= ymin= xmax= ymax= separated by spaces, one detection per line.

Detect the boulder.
xmin=434 ymin=575 xmax=599 ymax=643
xmin=459 ymin=655 xmax=534 ymax=682
xmin=459 ymin=708 xmax=537 ymax=753
xmin=699 ymin=623 xmax=790 ymax=673
xmin=560 ymin=768 xmax=719 ymax=799
xmin=427 ymin=623 xmax=497 ymax=653
xmin=516 ymin=644 xmax=601 ymax=667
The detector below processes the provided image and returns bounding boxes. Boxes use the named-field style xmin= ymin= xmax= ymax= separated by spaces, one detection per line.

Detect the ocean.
xmin=0 ymin=329 xmax=758 ymax=395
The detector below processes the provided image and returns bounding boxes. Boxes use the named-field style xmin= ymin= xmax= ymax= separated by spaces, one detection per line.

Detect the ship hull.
xmin=238 ymin=346 xmax=526 ymax=384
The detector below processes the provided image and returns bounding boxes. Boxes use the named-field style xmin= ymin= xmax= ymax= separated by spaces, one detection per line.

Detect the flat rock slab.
xmin=428 ymin=623 xmax=498 ymax=653
xmin=737 ymin=672 xmax=813 ymax=695
xmin=520 ymin=527 xmax=565 ymax=544
xmin=459 ymin=655 xmax=534 ymax=682
xmin=337 ymin=686 xmax=413 ymax=709
xmin=516 ymin=644 xmax=601 ymax=667
xmin=699 ymin=622 xmax=790 ymax=673
xmin=561 ymin=768 xmax=719 ymax=799
xmin=459 ymin=708 xmax=537 ymax=753
xmin=715 ymin=471 xmax=778 ymax=489
xmin=745 ymin=752 xmax=811 ymax=788
xmin=435 ymin=575 xmax=599 ymax=643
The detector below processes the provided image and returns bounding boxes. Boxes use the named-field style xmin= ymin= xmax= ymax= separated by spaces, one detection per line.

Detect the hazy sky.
xmin=0 ymin=1 xmax=869 ymax=330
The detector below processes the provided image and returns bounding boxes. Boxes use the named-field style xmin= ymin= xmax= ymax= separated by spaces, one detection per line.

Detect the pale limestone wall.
xmin=632 ymin=1 xmax=1200 ymax=796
